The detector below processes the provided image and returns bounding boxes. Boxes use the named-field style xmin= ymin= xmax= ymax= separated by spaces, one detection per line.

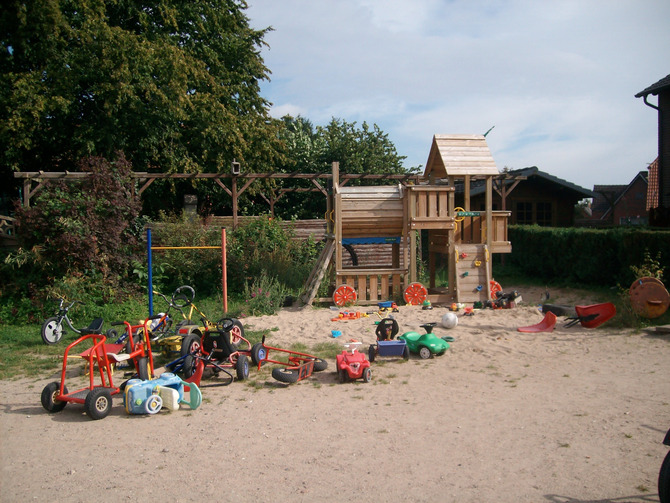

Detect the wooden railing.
xmin=455 ymin=211 xmax=511 ymax=252
xmin=408 ymin=186 xmax=455 ymax=230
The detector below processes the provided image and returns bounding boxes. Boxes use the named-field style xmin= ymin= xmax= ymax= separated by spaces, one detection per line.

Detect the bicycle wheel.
xmin=41 ymin=317 xmax=64 ymax=345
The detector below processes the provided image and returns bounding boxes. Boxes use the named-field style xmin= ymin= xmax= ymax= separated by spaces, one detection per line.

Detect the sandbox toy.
xmin=368 ymin=318 xmax=409 ymax=362
xmin=251 ymin=336 xmax=328 ymax=384
xmin=336 ymin=341 xmax=371 ymax=383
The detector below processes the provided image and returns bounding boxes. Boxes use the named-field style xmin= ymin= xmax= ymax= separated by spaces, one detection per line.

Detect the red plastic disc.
xmin=403 ymin=282 xmax=428 ymax=305
xmin=333 ymin=284 xmax=357 ymax=307
xmin=490 ymin=280 xmax=502 ymax=299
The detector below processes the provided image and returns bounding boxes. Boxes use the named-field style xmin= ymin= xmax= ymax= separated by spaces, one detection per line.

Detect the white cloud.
xmin=247 ymin=0 xmax=670 ymax=188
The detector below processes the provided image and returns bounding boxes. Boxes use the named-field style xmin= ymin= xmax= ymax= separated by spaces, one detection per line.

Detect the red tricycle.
xmin=336 ymin=341 xmax=371 ymax=383
xmin=251 ymin=336 xmax=328 ymax=384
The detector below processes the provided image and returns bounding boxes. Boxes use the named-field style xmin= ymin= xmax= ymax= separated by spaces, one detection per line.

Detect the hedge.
xmin=506 ymin=225 xmax=670 ymax=288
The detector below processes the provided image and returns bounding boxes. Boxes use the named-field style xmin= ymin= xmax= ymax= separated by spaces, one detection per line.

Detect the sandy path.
xmin=1 ymin=286 xmax=669 ymax=502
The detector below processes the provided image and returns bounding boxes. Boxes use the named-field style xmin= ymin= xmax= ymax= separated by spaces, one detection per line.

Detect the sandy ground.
xmin=1 ymin=285 xmax=669 ymax=503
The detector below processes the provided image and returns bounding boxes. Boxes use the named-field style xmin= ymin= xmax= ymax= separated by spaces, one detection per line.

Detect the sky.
xmin=245 ymin=0 xmax=670 ymax=191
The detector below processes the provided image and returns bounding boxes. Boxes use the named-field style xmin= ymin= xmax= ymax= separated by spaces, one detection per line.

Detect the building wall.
xmin=612 ymin=177 xmax=648 ymax=225
xmin=469 ymin=180 xmax=578 ymax=227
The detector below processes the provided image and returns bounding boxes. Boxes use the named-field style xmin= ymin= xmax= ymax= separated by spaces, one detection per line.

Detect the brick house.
xmin=591 ymin=171 xmax=649 ymax=225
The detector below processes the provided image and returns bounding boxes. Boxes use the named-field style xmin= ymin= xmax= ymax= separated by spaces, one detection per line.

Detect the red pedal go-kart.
xmin=41 ymin=315 xmax=159 ymax=420
xmin=166 ymin=317 xmax=251 ymax=387
xmin=336 ymin=341 xmax=371 ymax=383
xmin=251 ymin=336 xmax=327 ymax=384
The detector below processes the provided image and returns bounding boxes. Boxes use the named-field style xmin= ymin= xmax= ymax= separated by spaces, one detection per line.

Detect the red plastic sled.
xmin=568 ymin=302 xmax=616 ymax=328
xmin=518 ymin=311 xmax=557 ymax=333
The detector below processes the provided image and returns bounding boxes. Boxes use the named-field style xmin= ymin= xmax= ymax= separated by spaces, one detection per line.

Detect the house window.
xmin=516 ymin=201 xmax=553 ymax=225
xmin=516 ymin=202 xmax=532 ymax=224
xmin=536 ymin=202 xmax=553 ymax=226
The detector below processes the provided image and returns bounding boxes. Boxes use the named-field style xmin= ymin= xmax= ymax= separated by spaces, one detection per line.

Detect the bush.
xmin=1 ymin=153 xmax=144 ymax=323
xmin=143 ymin=213 xmax=224 ymax=296
xmin=507 ymin=225 xmax=670 ymax=288
xmin=227 ymin=216 xmax=320 ymax=295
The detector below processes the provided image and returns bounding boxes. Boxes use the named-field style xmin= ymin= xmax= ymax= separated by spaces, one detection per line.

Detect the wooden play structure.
xmin=301 ymin=134 xmax=512 ymax=306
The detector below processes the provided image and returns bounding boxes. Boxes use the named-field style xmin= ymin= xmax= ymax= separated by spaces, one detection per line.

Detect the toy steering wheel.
xmin=375 ymin=318 xmax=399 ymax=340
xmin=216 ymin=317 xmax=235 ymax=333
xmin=343 ymin=341 xmax=362 ymax=353
xmin=172 ymin=285 xmax=195 ymax=308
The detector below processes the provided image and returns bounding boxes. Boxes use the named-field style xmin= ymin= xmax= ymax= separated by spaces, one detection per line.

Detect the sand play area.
xmin=1 ymin=285 xmax=669 ymax=502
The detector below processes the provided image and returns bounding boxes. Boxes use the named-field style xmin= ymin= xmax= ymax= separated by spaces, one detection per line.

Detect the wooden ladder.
xmin=301 ymin=237 xmax=335 ymax=305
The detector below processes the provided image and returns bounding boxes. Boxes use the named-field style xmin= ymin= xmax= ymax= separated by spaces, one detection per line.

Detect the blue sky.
xmin=245 ymin=0 xmax=670 ymax=191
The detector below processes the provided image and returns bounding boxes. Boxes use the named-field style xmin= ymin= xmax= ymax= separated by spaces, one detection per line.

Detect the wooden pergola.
xmin=13 ymin=170 xmax=422 ymax=228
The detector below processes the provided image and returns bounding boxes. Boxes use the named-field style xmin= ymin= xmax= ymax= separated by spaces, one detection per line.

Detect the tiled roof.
xmin=635 ymin=74 xmax=670 ymax=97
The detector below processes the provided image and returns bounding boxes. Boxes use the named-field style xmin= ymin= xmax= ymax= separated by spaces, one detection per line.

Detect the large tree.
xmin=258 ymin=115 xmax=414 ymax=220
xmin=0 ymin=0 xmax=283 ymax=176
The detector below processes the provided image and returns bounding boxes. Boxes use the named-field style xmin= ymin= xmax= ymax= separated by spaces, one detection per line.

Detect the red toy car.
xmin=336 ymin=341 xmax=371 ymax=383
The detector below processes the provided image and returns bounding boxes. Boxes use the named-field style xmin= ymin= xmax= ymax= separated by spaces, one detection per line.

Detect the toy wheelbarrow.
xmin=565 ymin=303 xmax=616 ymax=328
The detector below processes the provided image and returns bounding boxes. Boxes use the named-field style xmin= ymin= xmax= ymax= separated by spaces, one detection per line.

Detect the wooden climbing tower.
xmin=302 ymin=135 xmax=512 ymax=306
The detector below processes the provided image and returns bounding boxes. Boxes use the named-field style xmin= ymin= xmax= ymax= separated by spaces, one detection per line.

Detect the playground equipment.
xmin=40 ymin=319 xmax=132 ymax=420
xmin=368 ymin=317 xmax=409 ymax=362
xmin=301 ymin=135 xmax=511 ymax=306
xmin=251 ymin=336 xmax=328 ymax=384
xmin=336 ymin=341 xmax=372 ymax=383
xmin=629 ymin=277 xmax=670 ymax=319
xmin=123 ymin=372 xmax=201 ymax=414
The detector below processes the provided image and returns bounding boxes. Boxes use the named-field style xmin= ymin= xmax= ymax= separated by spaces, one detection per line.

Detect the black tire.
xmin=272 ymin=367 xmax=300 ymax=384
xmin=660 ymin=450 xmax=670 ymax=503
xmin=362 ymin=367 xmax=372 ymax=383
xmin=180 ymin=333 xmax=201 ymax=357
xmin=41 ymin=382 xmax=68 ymax=413
xmin=251 ymin=343 xmax=267 ymax=365
xmin=41 ymin=317 xmax=63 ymax=345
xmin=105 ymin=328 xmax=119 ymax=341
xmin=368 ymin=344 xmax=376 ymax=362
xmin=402 ymin=345 xmax=410 ymax=360
xmin=312 ymin=358 xmax=328 ymax=372
xmin=181 ymin=354 xmax=196 ymax=378
xmin=84 ymin=387 xmax=112 ymax=420
xmin=419 ymin=346 xmax=432 ymax=359
xmin=230 ymin=319 xmax=245 ymax=348
xmin=338 ymin=367 xmax=347 ymax=383
xmin=236 ymin=356 xmax=249 ymax=381
xmin=137 ymin=356 xmax=150 ymax=381
xmin=125 ymin=329 xmax=142 ymax=362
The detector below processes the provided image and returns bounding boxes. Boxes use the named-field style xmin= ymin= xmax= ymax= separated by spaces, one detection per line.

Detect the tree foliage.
xmin=266 ymin=115 xmax=413 ymax=219
xmin=8 ymin=153 xmax=143 ymax=297
xmin=1 ymin=0 xmax=283 ymax=176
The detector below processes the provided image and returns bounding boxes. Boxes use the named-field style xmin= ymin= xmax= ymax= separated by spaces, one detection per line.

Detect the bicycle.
xmin=41 ymin=298 xmax=85 ymax=345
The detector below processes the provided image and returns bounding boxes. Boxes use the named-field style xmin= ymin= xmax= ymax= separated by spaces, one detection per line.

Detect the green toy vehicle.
xmin=398 ymin=323 xmax=449 ymax=359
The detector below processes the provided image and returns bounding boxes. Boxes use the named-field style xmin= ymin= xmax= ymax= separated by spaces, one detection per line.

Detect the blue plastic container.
xmin=377 ymin=340 xmax=407 ymax=357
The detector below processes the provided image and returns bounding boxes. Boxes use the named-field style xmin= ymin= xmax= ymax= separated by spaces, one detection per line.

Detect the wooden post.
xmin=222 ymin=228 xmax=228 ymax=313
xmin=232 ymin=177 xmax=238 ymax=229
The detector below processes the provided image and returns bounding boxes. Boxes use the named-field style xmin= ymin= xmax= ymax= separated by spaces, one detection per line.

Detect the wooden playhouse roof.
xmin=423 ymin=134 xmax=498 ymax=178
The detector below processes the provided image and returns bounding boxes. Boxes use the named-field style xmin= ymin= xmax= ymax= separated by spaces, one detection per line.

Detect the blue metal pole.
xmin=147 ymin=228 xmax=153 ymax=316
